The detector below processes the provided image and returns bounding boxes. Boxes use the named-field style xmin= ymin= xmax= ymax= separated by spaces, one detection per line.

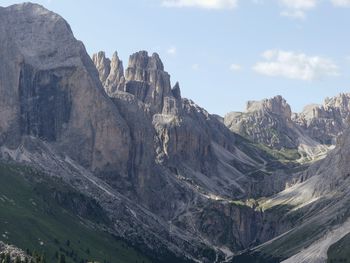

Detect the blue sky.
xmin=2 ymin=0 xmax=350 ymax=115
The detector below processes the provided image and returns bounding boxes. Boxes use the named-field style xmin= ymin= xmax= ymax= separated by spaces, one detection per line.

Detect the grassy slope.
xmin=0 ymin=163 xmax=152 ymax=263
xmin=327 ymin=233 xmax=350 ymax=263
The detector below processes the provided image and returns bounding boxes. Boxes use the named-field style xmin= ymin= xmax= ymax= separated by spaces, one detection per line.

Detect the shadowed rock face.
xmin=18 ymin=64 xmax=73 ymax=141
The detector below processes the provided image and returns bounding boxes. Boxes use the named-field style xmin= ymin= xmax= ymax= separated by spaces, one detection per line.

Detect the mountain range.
xmin=0 ymin=3 xmax=349 ymax=263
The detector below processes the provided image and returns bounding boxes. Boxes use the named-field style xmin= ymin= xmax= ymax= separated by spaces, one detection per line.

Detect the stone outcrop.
xmin=0 ymin=3 xmax=130 ymax=177
xmin=0 ymin=242 xmax=30 ymax=262
xmin=293 ymin=93 xmax=350 ymax=145
xmin=225 ymin=94 xmax=350 ymax=154
xmin=93 ymin=51 xmax=125 ymax=95
xmin=224 ymin=96 xmax=300 ymax=149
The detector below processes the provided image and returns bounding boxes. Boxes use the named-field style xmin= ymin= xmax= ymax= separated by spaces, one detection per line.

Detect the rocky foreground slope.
xmin=0 ymin=3 xmax=349 ymax=263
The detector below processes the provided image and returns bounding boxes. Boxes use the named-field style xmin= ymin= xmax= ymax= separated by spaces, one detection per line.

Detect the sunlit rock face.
xmin=224 ymin=96 xmax=304 ymax=149
xmin=93 ymin=51 xmax=125 ymax=95
xmin=226 ymin=94 xmax=350 ymax=151
xmin=293 ymin=93 xmax=350 ymax=145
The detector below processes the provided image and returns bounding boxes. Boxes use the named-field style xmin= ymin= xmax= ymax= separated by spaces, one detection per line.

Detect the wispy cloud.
xmin=253 ymin=49 xmax=339 ymax=81
xmin=279 ymin=0 xmax=317 ymax=19
xmin=167 ymin=46 xmax=177 ymax=55
xmin=331 ymin=0 xmax=350 ymax=7
xmin=161 ymin=0 xmax=238 ymax=10
xmin=229 ymin=64 xmax=242 ymax=72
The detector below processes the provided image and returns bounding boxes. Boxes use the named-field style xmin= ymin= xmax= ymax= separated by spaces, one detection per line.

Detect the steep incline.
xmin=0 ymin=3 xmax=295 ymax=262
xmin=230 ymin=130 xmax=350 ymax=263
xmin=0 ymin=3 xmax=130 ymax=174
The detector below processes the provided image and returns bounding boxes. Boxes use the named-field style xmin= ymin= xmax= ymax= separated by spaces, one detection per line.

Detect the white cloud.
xmin=161 ymin=0 xmax=238 ymax=9
xmin=331 ymin=0 xmax=350 ymax=7
xmin=279 ymin=0 xmax=317 ymax=9
xmin=230 ymin=64 xmax=242 ymax=71
xmin=280 ymin=10 xmax=306 ymax=19
xmin=167 ymin=46 xmax=177 ymax=55
xmin=253 ymin=50 xmax=339 ymax=81
xmin=279 ymin=0 xmax=317 ymax=19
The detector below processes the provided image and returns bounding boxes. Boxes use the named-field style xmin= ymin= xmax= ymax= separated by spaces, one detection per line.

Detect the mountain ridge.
xmin=0 ymin=3 xmax=349 ymax=263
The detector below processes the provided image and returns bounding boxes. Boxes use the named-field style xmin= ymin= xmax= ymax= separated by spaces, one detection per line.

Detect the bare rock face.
xmin=225 ymin=96 xmax=298 ymax=149
xmin=0 ymin=3 xmax=130 ymax=173
xmin=93 ymin=50 xmax=179 ymax=115
xmin=93 ymin=51 xmax=125 ymax=95
xmin=294 ymin=93 xmax=350 ymax=145
xmin=226 ymin=94 xmax=350 ymax=153
xmin=1 ymin=4 xmax=320 ymax=262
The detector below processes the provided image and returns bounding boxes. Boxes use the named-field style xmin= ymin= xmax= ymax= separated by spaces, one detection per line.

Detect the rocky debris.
xmin=0 ymin=242 xmax=29 ymax=262
xmin=230 ymin=128 xmax=350 ymax=263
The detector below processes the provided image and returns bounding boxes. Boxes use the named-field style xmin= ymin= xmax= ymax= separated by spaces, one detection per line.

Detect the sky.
xmin=2 ymin=0 xmax=350 ymax=115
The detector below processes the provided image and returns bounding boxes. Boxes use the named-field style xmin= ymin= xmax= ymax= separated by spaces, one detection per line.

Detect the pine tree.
xmin=58 ymin=254 xmax=66 ymax=263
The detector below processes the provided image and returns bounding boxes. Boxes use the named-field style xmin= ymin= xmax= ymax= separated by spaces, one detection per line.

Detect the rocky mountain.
xmin=224 ymin=94 xmax=350 ymax=162
xmin=293 ymin=93 xmax=350 ymax=145
xmin=0 ymin=3 xmax=292 ymax=262
xmin=0 ymin=2 xmax=349 ymax=263
xmin=230 ymin=130 xmax=350 ymax=263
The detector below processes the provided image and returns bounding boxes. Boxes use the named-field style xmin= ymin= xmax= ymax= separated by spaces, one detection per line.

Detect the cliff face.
xmin=224 ymin=96 xmax=297 ymax=149
xmin=225 ymin=94 xmax=350 ymax=155
xmin=0 ymin=3 xmax=131 ymax=174
xmin=293 ymin=93 xmax=350 ymax=145
xmin=0 ymin=4 xmax=290 ymax=262
xmin=1 ymin=3 xmax=349 ymax=263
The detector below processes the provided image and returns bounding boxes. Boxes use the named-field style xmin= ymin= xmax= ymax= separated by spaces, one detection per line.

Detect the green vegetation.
xmin=0 ymin=163 xmax=152 ymax=263
xmin=256 ymin=144 xmax=301 ymax=162
xmin=327 ymin=233 xmax=350 ymax=263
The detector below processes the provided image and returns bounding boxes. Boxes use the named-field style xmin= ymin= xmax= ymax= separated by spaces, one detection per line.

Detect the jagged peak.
xmin=127 ymin=50 xmax=164 ymax=71
xmin=171 ymin=82 xmax=181 ymax=100
xmin=246 ymin=95 xmax=291 ymax=118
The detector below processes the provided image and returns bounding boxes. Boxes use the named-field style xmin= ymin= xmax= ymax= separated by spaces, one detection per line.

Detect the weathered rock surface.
xmin=293 ymin=93 xmax=350 ymax=145
xmin=225 ymin=96 xmax=297 ymax=149
xmin=0 ymin=242 xmax=29 ymax=261
xmin=93 ymin=51 xmax=125 ymax=95
xmin=224 ymin=96 xmax=336 ymax=161
xmin=225 ymin=94 xmax=350 ymax=161
xmin=0 ymin=3 xmax=292 ymax=262
xmin=1 ymin=3 xmax=349 ymax=263
xmin=0 ymin=3 xmax=131 ymax=174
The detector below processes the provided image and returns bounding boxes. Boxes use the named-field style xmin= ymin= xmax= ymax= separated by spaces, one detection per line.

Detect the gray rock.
xmin=0 ymin=2 xmax=131 ymax=177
